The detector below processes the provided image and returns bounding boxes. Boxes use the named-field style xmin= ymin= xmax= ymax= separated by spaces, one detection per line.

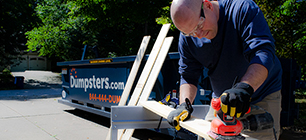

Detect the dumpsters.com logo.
xmin=69 ymin=68 xmax=125 ymax=92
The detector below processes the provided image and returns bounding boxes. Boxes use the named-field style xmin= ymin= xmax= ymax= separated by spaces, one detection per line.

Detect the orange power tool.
xmin=207 ymin=98 xmax=274 ymax=140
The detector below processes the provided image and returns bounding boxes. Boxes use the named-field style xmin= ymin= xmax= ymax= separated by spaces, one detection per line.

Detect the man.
xmin=167 ymin=0 xmax=282 ymax=139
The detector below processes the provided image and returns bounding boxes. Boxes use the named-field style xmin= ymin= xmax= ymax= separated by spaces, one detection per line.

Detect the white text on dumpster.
xmin=70 ymin=75 xmax=125 ymax=92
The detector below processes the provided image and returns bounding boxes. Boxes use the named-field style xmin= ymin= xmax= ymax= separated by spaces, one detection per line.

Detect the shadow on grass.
xmin=280 ymin=101 xmax=306 ymax=140
xmin=280 ymin=128 xmax=306 ymax=140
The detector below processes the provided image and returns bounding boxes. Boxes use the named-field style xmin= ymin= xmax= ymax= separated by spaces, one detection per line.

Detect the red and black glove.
xmin=220 ymin=82 xmax=254 ymax=118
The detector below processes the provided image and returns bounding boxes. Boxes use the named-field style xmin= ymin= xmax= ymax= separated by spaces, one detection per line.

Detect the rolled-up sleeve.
xmin=238 ymin=0 xmax=276 ymax=72
xmin=249 ymin=48 xmax=276 ymax=72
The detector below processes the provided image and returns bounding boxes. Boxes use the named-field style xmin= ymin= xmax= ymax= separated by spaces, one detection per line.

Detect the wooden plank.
xmin=116 ymin=24 xmax=171 ymax=140
xmin=120 ymin=37 xmax=173 ymax=140
xmin=140 ymin=101 xmax=258 ymax=140
xmin=106 ymin=36 xmax=151 ymax=140
xmin=118 ymin=36 xmax=151 ymax=106
xmin=140 ymin=101 xmax=213 ymax=140
xmin=127 ymin=24 xmax=171 ymax=106
xmin=138 ymin=37 xmax=173 ymax=103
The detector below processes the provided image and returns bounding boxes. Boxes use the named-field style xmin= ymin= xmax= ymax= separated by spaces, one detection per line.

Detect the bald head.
xmin=170 ymin=0 xmax=203 ymax=32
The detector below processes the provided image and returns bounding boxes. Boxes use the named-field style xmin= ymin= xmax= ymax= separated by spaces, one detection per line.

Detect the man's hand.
xmin=167 ymin=98 xmax=193 ymax=131
xmin=220 ymin=82 xmax=254 ymax=118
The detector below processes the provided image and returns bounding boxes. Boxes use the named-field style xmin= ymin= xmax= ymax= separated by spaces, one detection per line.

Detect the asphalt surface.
xmin=0 ymin=71 xmax=174 ymax=140
xmin=0 ymin=72 xmax=102 ymax=139
xmin=11 ymin=70 xmax=62 ymax=89
xmin=0 ymin=71 xmax=110 ymax=140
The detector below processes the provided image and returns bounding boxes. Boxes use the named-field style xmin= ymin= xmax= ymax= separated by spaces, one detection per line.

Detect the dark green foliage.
xmin=26 ymin=0 xmax=177 ymax=62
xmin=254 ymin=0 xmax=306 ymax=79
xmin=0 ymin=0 xmax=40 ymax=70
xmin=0 ymin=69 xmax=16 ymax=90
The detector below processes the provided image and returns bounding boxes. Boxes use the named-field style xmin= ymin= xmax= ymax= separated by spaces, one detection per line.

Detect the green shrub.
xmin=0 ymin=68 xmax=16 ymax=90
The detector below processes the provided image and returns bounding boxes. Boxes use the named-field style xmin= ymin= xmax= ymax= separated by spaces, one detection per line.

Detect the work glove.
xmin=220 ymin=82 xmax=254 ymax=118
xmin=159 ymin=92 xmax=178 ymax=108
xmin=167 ymin=98 xmax=193 ymax=131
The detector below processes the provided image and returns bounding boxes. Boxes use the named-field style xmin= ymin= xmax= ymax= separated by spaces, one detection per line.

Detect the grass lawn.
xmin=279 ymin=90 xmax=306 ymax=140
xmin=293 ymin=91 xmax=306 ymax=132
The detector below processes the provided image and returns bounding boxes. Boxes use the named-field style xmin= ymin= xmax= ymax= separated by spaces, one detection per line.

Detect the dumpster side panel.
xmin=58 ymin=53 xmax=212 ymax=118
xmin=67 ymin=67 xmax=127 ymax=107
xmin=60 ymin=62 xmax=131 ymax=113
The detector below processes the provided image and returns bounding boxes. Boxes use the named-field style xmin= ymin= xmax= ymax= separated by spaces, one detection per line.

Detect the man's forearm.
xmin=240 ymin=63 xmax=268 ymax=92
xmin=179 ymin=83 xmax=198 ymax=104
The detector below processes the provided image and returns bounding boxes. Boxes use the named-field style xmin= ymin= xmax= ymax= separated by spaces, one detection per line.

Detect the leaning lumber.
xmin=106 ymin=36 xmax=151 ymax=140
xmin=118 ymin=36 xmax=151 ymax=106
xmin=127 ymin=24 xmax=171 ymax=106
xmin=116 ymin=23 xmax=171 ymax=140
xmin=120 ymin=36 xmax=173 ymax=140
xmin=138 ymin=36 xmax=173 ymax=102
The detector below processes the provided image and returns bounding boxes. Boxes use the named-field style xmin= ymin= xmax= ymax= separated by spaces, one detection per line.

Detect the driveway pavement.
xmin=11 ymin=70 xmax=62 ymax=89
xmin=0 ymin=71 xmax=173 ymax=140
xmin=0 ymin=97 xmax=110 ymax=140
xmin=0 ymin=71 xmax=140 ymax=140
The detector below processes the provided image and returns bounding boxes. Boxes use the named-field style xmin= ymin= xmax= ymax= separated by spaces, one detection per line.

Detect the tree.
xmin=26 ymin=0 xmax=175 ymax=62
xmin=26 ymin=0 xmax=94 ymax=61
xmin=0 ymin=0 xmax=40 ymax=70
xmin=254 ymin=0 xmax=306 ymax=78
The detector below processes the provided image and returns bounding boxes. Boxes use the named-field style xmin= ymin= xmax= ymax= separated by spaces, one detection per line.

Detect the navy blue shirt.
xmin=178 ymin=0 xmax=282 ymax=104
